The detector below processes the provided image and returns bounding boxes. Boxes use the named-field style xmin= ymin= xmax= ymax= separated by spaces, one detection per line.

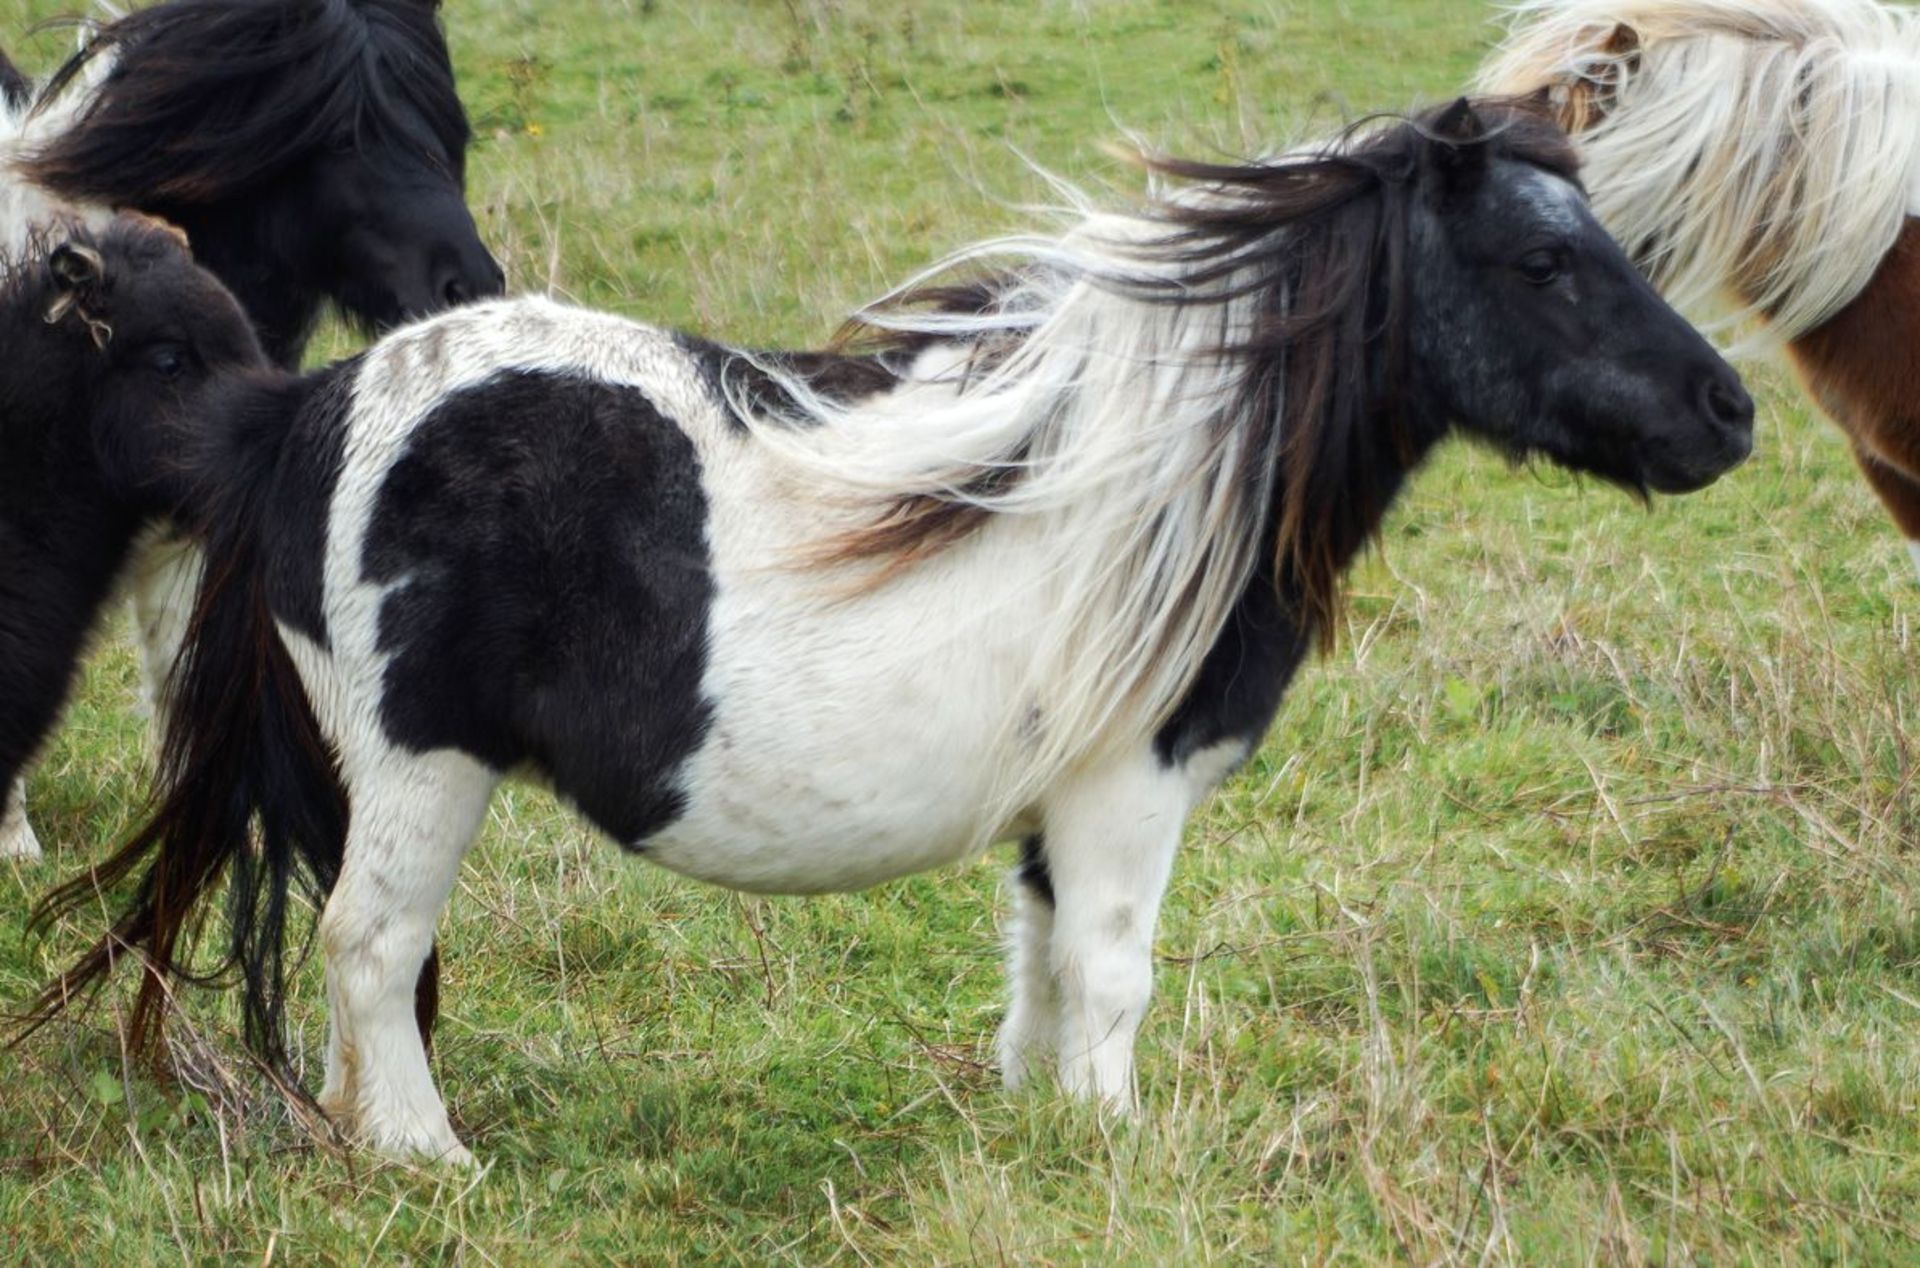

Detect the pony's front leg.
xmin=1039 ymin=752 xmax=1194 ymax=1108
xmin=998 ymin=835 xmax=1058 ymax=1089
xmin=0 ymin=777 xmax=39 ymax=861
xmin=126 ymin=532 xmax=202 ymax=721
xmin=319 ymin=749 xmax=496 ymax=1165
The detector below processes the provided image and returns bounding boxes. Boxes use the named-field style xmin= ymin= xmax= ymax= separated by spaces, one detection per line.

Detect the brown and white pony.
xmin=1482 ymin=0 xmax=1920 ymax=570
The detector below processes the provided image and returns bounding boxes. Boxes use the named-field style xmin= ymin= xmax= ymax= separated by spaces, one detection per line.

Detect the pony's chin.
xmin=1640 ymin=433 xmax=1753 ymax=495
xmin=331 ymin=289 xmax=409 ymax=338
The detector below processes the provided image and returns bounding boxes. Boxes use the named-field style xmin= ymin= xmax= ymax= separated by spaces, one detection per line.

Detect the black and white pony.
xmin=29 ymin=100 xmax=1753 ymax=1163
xmin=0 ymin=0 xmax=503 ymax=860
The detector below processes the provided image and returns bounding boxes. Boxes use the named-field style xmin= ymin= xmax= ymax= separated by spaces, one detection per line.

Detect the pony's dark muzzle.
xmin=435 ymin=246 xmax=505 ymax=309
xmin=1643 ymin=363 xmax=1755 ymax=493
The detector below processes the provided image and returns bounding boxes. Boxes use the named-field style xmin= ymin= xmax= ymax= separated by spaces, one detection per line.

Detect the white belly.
xmin=645 ymin=578 xmax=1027 ymax=893
xmin=641 ymin=450 xmax=1045 ymax=893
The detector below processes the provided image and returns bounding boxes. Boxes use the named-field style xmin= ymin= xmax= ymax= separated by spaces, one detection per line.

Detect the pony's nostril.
xmin=1700 ymin=375 xmax=1752 ymax=429
xmin=443 ymin=276 xmax=469 ymax=306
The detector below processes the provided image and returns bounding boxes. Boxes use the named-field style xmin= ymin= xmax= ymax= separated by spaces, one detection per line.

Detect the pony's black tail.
xmin=23 ymin=374 xmax=362 ymax=1084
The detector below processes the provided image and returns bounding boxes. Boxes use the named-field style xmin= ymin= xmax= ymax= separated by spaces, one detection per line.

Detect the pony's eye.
xmin=1518 ymin=249 xmax=1564 ymax=286
xmin=146 ymin=343 xmax=188 ymax=380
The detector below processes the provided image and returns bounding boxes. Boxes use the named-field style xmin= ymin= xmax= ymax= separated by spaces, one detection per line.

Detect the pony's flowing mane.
xmin=1481 ymin=0 xmax=1920 ymax=348
xmin=23 ymin=0 xmax=469 ymax=205
xmin=733 ymin=102 xmax=1577 ymax=817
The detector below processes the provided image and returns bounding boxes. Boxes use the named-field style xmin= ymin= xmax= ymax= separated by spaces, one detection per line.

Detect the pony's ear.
xmin=1431 ymin=97 xmax=1484 ymax=146
xmin=1600 ymin=21 xmax=1640 ymax=58
xmin=1429 ymin=98 xmax=1487 ymax=186
xmin=119 ymin=211 xmax=192 ymax=255
xmin=49 ymin=241 xmax=104 ymax=292
xmin=1559 ymin=22 xmax=1640 ymax=128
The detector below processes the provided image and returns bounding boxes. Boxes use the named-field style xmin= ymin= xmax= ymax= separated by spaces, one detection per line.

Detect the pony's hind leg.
xmin=126 ymin=533 xmax=203 ymax=721
xmin=998 ymin=835 xmax=1058 ymax=1090
xmin=319 ymin=748 xmax=497 ymax=1164
xmin=0 ymin=777 xmax=40 ymax=861
xmin=1039 ymin=753 xmax=1192 ymax=1108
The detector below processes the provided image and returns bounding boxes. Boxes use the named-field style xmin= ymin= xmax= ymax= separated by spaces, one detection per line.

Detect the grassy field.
xmin=6 ymin=0 xmax=1920 ymax=1260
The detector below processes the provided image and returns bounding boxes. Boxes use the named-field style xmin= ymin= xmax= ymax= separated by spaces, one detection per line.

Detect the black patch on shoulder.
xmin=363 ymin=369 xmax=713 ymax=844
xmin=675 ymin=332 xmax=906 ymax=425
xmin=253 ymin=362 xmax=355 ymax=647
xmin=1017 ymin=834 xmax=1053 ymax=907
xmin=1154 ymin=574 xmax=1310 ymax=771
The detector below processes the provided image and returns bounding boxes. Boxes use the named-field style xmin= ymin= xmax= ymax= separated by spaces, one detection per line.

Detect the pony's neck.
xmin=168 ymin=201 xmax=323 ymax=368
xmin=1273 ymin=392 xmax=1447 ymax=631
xmin=0 ymin=367 xmax=145 ymax=602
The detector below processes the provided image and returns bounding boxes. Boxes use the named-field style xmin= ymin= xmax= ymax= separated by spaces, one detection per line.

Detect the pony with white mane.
xmin=0 ymin=0 xmax=502 ymax=862
xmin=25 ymin=99 xmax=1752 ymax=1163
xmin=1481 ymin=0 xmax=1920 ymax=571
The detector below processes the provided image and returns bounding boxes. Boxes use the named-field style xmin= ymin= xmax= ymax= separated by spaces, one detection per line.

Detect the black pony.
xmin=0 ymin=217 xmax=269 ymax=870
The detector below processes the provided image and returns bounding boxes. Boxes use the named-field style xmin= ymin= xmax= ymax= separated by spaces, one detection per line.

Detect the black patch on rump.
xmin=264 ymin=368 xmax=353 ymax=646
xmin=363 ymin=370 xmax=714 ymax=844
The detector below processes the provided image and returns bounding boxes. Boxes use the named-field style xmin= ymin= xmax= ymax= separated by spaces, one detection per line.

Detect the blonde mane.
xmin=1481 ymin=0 xmax=1920 ymax=350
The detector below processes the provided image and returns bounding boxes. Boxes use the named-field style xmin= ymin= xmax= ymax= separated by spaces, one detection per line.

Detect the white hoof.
xmin=997 ymin=1023 xmax=1053 ymax=1092
xmin=0 ymin=783 xmax=43 ymax=861
xmin=356 ymin=1109 xmax=472 ymax=1166
xmin=393 ymin=1137 xmax=475 ymax=1170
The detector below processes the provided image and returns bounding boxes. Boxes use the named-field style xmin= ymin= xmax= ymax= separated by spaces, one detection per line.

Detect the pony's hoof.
xmin=996 ymin=1031 xmax=1052 ymax=1092
xmin=395 ymin=1137 xmax=474 ymax=1169
xmin=359 ymin=1117 xmax=473 ymax=1167
xmin=0 ymin=814 xmax=43 ymax=862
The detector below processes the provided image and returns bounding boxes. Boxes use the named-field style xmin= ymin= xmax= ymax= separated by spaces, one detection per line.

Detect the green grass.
xmin=6 ymin=0 xmax=1920 ymax=1260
